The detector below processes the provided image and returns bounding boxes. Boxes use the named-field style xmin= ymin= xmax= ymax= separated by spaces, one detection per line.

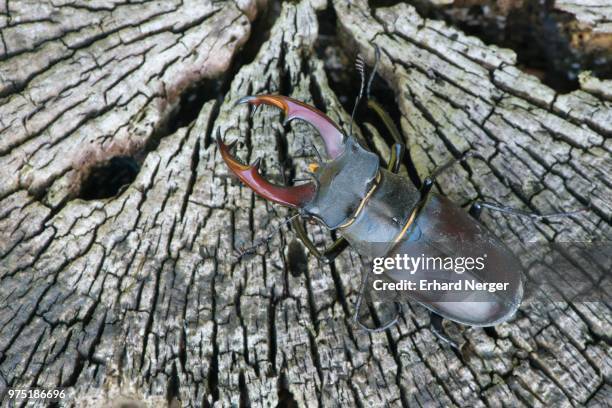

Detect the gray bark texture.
xmin=555 ymin=0 xmax=612 ymax=35
xmin=0 ymin=0 xmax=610 ymax=407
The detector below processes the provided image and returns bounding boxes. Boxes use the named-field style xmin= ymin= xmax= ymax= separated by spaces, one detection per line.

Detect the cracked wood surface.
xmin=554 ymin=0 xmax=612 ymax=35
xmin=0 ymin=0 xmax=610 ymax=407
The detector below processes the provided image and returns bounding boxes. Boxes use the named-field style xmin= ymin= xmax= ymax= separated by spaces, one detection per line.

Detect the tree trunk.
xmin=0 ymin=0 xmax=610 ymax=407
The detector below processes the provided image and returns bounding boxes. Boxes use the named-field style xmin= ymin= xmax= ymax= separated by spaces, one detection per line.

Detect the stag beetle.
xmin=217 ymin=49 xmax=583 ymax=348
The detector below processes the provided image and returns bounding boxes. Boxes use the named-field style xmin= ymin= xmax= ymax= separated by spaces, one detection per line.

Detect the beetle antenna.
xmin=234 ymin=213 xmax=301 ymax=259
xmin=349 ymin=54 xmax=367 ymax=136
xmin=349 ymin=45 xmax=382 ymax=136
xmin=365 ymin=45 xmax=380 ymax=100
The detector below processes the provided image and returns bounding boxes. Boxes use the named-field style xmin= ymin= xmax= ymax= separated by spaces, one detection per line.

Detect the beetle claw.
xmin=235 ymin=95 xmax=257 ymax=106
xmin=234 ymin=94 xmax=345 ymax=158
xmin=217 ymin=133 xmax=316 ymax=208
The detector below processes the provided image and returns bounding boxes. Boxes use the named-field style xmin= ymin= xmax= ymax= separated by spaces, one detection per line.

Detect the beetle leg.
xmin=470 ymin=201 xmax=587 ymax=220
xmin=354 ymin=302 xmax=402 ymax=333
xmin=430 ymin=312 xmax=460 ymax=350
xmin=367 ymin=100 xmax=403 ymax=145
xmin=320 ymin=237 xmax=350 ymax=263
xmin=291 ymin=216 xmax=349 ymax=263
xmin=421 ymin=151 xmax=483 ymax=197
xmin=234 ymin=213 xmax=302 ymax=260
xmin=292 ymin=218 xmax=364 ymax=328
xmin=292 ymin=216 xmax=322 ymax=258
xmin=365 ymin=99 xmax=406 ymax=173
xmin=387 ymin=143 xmax=405 ymax=174
xmin=293 ymin=218 xmax=385 ymax=329
xmin=217 ymin=134 xmax=316 ymax=208
xmin=469 ymin=202 xmax=483 ymax=220
xmin=353 ymin=270 xmax=402 ymax=332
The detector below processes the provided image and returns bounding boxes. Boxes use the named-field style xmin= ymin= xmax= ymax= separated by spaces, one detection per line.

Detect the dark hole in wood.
xmin=87 ymin=2 xmax=282 ymax=204
xmin=78 ymin=156 xmax=139 ymax=200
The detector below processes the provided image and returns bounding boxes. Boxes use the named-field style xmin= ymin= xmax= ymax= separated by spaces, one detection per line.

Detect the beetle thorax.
xmin=303 ymin=137 xmax=380 ymax=229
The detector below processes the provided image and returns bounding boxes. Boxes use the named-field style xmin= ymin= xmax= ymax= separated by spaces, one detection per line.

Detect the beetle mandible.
xmin=217 ymin=48 xmax=582 ymax=348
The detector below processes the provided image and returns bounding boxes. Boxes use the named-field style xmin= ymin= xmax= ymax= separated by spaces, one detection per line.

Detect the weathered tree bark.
xmin=555 ymin=0 xmax=612 ymax=36
xmin=412 ymin=0 xmax=612 ymax=89
xmin=0 ymin=0 xmax=610 ymax=407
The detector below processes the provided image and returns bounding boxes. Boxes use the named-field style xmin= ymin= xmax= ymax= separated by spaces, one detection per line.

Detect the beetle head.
xmin=218 ymin=95 xmax=379 ymax=229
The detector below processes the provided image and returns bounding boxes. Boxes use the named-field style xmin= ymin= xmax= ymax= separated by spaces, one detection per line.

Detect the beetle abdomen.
xmin=384 ymin=194 xmax=524 ymax=326
xmin=341 ymin=180 xmax=524 ymax=327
